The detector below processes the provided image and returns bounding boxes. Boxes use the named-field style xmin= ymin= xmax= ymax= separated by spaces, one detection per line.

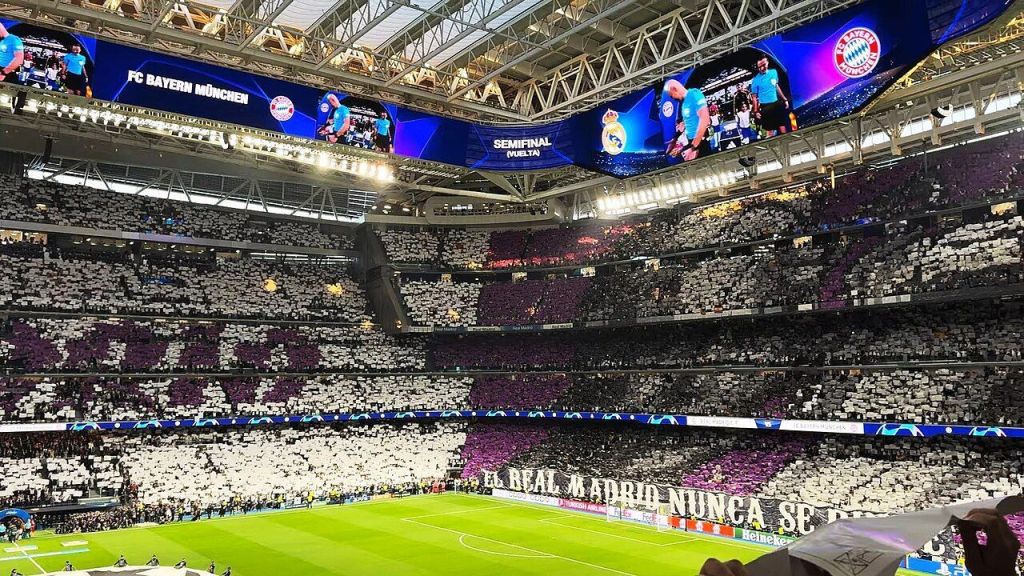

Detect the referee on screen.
xmin=61 ymin=44 xmax=88 ymax=96
xmin=374 ymin=111 xmax=392 ymax=153
xmin=750 ymin=56 xmax=790 ymax=137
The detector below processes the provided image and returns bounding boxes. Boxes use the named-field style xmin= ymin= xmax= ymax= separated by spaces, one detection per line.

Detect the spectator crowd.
xmin=0 ymin=130 xmax=1021 ymax=562
xmin=0 ymin=176 xmax=353 ymax=250
xmin=378 ymin=132 xmax=1023 ymax=271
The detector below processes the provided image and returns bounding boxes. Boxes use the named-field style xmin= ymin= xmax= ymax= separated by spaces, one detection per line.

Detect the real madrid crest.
xmin=601 ymin=109 xmax=626 ymax=156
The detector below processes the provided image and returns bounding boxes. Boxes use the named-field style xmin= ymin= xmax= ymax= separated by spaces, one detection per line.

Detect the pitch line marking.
xmin=457 ymin=534 xmax=553 ymax=558
xmin=0 ymin=548 xmax=90 ymax=565
xmin=462 ymin=494 xmax=761 ymax=552
xmin=404 ymin=517 xmax=639 ymax=576
xmin=538 ymin=516 xmax=698 ymax=547
xmin=13 ymin=542 xmax=46 ymax=575
xmin=402 ymin=503 xmax=513 ymax=520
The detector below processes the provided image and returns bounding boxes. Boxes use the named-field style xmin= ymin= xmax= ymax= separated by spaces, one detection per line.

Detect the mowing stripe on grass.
xmin=403 ymin=503 xmax=514 ymax=520
xmin=538 ymin=515 xmax=698 ymax=547
xmin=24 ymin=493 xmax=448 ymax=544
xmin=2 ymin=493 xmax=776 ymax=576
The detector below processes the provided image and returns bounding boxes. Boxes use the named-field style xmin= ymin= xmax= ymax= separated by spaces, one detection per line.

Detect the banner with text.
xmin=484 ymin=467 xmax=880 ymax=536
xmin=482 ymin=467 xmax=964 ymax=564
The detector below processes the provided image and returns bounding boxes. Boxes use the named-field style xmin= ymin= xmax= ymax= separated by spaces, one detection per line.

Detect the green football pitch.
xmin=0 ymin=492 xmax=773 ymax=575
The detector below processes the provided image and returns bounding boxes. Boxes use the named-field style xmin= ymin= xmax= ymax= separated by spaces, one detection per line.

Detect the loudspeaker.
xmin=930 ymin=104 xmax=952 ymax=120
xmin=12 ymin=90 xmax=27 ymax=115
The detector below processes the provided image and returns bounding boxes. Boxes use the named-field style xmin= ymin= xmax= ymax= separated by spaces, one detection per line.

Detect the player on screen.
xmin=708 ymin=101 xmax=722 ymax=151
xmin=736 ymin=102 xmax=756 ymax=143
xmin=18 ymin=50 xmax=32 ymax=84
xmin=45 ymin=60 xmax=60 ymax=90
xmin=114 ymin=554 xmax=128 ymax=567
xmin=663 ymin=79 xmax=710 ymax=161
xmin=61 ymin=44 xmax=88 ymax=96
xmin=750 ymin=56 xmax=790 ymax=136
xmin=62 ymin=561 xmax=74 ymax=571
xmin=318 ymin=93 xmax=351 ymax=144
xmin=221 ymin=567 xmax=232 ymax=576
xmin=0 ymin=23 xmax=24 ymax=84
xmin=174 ymin=558 xmax=187 ymax=569
xmin=147 ymin=554 xmax=160 ymax=566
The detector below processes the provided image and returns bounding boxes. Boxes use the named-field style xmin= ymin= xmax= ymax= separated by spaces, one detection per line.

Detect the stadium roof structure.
xmin=0 ymin=0 xmax=863 ymax=123
xmin=0 ymin=0 xmax=1021 ymax=224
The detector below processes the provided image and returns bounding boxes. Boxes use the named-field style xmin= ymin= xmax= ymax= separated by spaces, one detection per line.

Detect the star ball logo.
xmin=601 ymin=109 xmax=626 ymax=156
xmin=834 ymin=27 xmax=881 ymax=78
xmin=270 ymin=95 xmax=295 ymax=121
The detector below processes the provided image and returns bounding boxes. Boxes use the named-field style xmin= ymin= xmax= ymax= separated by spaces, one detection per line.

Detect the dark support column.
xmin=0 ymin=150 xmax=27 ymax=176
xmin=354 ymin=225 xmax=410 ymax=334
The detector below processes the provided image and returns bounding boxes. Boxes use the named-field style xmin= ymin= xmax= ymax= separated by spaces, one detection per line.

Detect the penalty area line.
xmin=14 ymin=545 xmax=46 ymax=575
xmin=403 ymin=517 xmax=639 ymax=576
xmin=457 ymin=534 xmax=553 ymax=558
xmin=461 ymin=494 xmax=764 ymax=553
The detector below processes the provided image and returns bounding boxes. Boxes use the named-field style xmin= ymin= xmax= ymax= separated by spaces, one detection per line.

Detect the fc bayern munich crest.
xmin=269 ymin=95 xmax=295 ymax=121
xmin=834 ymin=27 xmax=880 ymax=78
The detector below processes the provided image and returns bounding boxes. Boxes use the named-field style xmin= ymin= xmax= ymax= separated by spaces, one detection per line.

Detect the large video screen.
xmin=311 ymin=90 xmax=577 ymax=171
xmin=0 ymin=0 xmax=1012 ymax=178
xmin=0 ymin=20 xmax=320 ymax=137
xmin=569 ymin=0 xmax=983 ymax=177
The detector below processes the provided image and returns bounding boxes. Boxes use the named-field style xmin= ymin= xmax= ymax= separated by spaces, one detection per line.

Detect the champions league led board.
xmin=0 ymin=0 xmax=1012 ymax=177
